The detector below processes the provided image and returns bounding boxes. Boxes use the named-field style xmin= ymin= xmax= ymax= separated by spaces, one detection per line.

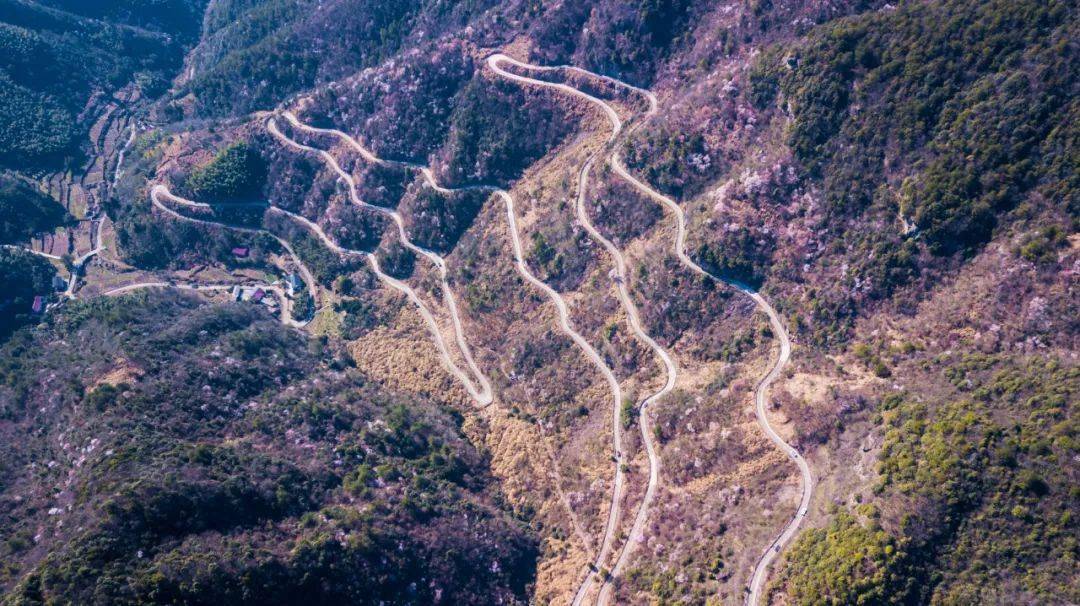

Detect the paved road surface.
xmin=488 ymin=53 xmax=681 ymax=606
xmin=268 ymin=117 xmax=494 ymax=406
xmin=490 ymin=53 xmax=813 ymax=606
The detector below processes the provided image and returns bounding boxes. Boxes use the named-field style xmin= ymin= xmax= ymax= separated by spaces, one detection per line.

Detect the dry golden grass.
xmin=682 ymin=440 xmax=788 ymax=498
xmin=465 ymin=408 xmax=593 ymax=606
xmin=347 ymin=307 xmax=471 ymax=407
xmin=92 ymin=359 xmax=144 ymax=390
xmin=309 ymin=306 xmax=344 ymax=337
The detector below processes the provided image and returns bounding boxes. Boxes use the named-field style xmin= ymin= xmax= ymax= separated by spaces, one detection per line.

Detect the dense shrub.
xmin=266 ymin=214 xmax=360 ymax=286
xmin=621 ymin=128 xmax=714 ymax=199
xmin=0 ymin=292 xmax=537 ymax=603
xmin=35 ymin=0 xmax=207 ymax=40
xmin=313 ymin=43 xmax=476 ymax=161
xmin=776 ymin=510 xmax=914 ymax=605
xmin=110 ymin=194 xmax=278 ymax=270
xmin=0 ymin=72 xmax=76 ymax=163
xmin=399 ymin=185 xmax=490 ymax=254
xmin=528 ymin=0 xmax=698 ymax=85
xmin=0 ymin=175 xmax=70 ymax=244
xmin=0 ymin=248 xmax=55 ymax=339
xmin=779 ymin=354 xmax=1078 ymax=603
xmin=186 ymin=0 xmax=496 ymax=117
xmin=440 ymin=77 xmax=579 ymax=185
xmin=694 ymin=228 xmax=771 ymax=289
xmin=775 ymin=0 xmax=1075 ymax=255
xmin=375 ymin=237 xmax=416 ymax=280
xmin=187 ymin=141 xmax=268 ymax=203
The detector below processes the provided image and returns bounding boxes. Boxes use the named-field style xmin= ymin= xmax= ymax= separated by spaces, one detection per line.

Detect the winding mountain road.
xmin=498 ymin=187 xmax=629 ymax=598
xmin=488 ymin=54 xmax=813 ymax=606
xmin=278 ymin=108 xmax=639 ymax=574
xmin=63 ymin=217 xmax=106 ymax=298
xmin=150 ymin=185 xmax=319 ymax=319
xmin=488 ymin=53 xmax=680 ymax=606
xmin=265 ymin=184 xmax=495 ymax=408
xmin=274 ymin=112 xmax=635 ymax=583
xmin=604 ymin=94 xmax=812 ymax=606
xmin=267 ymin=118 xmax=494 ymax=407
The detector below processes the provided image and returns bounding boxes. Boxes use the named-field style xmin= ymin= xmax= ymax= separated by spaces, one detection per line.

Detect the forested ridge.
xmin=0 ymin=0 xmax=207 ymax=169
xmin=0 ymin=293 xmax=536 ymax=604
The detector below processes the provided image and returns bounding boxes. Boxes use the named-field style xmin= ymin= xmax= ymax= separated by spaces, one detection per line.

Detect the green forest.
xmin=771 ymin=0 xmax=1076 ymax=255
xmin=185 ymin=142 xmax=268 ymax=203
xmin=0 ymin=293 xmax=537 ymax=604
xmin=0 ymin=248 xmax=55 ymax=339
xmin=742 ymin=0 xmax=1079 ymax=347
xmin=0 ymin=175 xmax=70 ymax=244
xmin=0 ymin=1 xmax=205 ymax=169
xmin=776 ymin=354 xmax=1077 ymax=603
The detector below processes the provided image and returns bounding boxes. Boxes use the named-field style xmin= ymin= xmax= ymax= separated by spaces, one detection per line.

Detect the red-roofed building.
xmin=31 ymin=296 xmax=44 ymax=314
xmin=232 ymin=247 xmax=249 ymax=258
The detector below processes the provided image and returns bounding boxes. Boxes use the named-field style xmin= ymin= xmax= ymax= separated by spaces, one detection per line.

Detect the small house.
xmin=231 ymin=247 xmax=249 ymax=259
xmin=231 ymin=285 xmax=243 ymax=301
xmin=52 ymin=275 xmax=67 ymax=291
xmin=31 ymin=296 xmax=44 ymax=314
xmin=251 ymin=288 xmax=265 ymax=303
xmin=285 ymin=273 xmax=304 ymax=297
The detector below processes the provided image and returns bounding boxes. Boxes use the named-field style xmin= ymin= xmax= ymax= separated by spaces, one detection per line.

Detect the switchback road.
xmin=488 ymin=53 xmax=813 ymax=606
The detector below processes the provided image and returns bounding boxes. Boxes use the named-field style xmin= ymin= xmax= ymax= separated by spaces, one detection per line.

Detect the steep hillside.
xmin=176 ymin=0 xmax=501 ymax=117
xmin=0 ymin=0 xmax=206 ymax=169
xmin=0 ymin=292 xmax=536 ymax=604
xmin=3 ymin=0 xmax=1076 ymax=605
xmin=0 ymin=175 xmax=71 ymax=244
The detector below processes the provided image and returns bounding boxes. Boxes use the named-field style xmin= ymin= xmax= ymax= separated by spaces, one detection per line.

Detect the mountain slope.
xmin=2 ymin=1 xmax=1075 ymax=605
xmin=0 ymin=292 xmax=536 ymax=604
xmin=0 ymin=0 xmax=206 ymax=169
